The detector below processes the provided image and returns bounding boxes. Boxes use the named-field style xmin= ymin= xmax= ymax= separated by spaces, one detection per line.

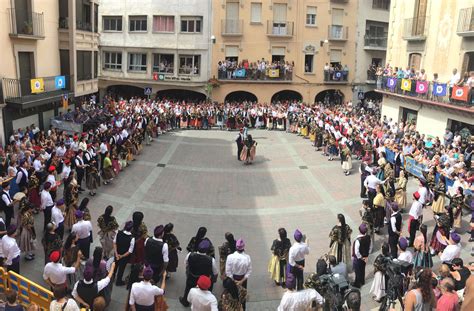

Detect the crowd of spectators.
xmin=217 ymin=58 xmax=294 ymax=80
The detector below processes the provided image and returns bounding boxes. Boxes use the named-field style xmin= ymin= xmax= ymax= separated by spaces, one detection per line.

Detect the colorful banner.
xmin=54 ymin=76 xmax=66 ymax=89
xmin=451 ymin=85 xmax=469 ymax=102
xmin=233 ymin=68 xmax=246 ymax=78
xmin=401 ymin=79 xmax=411 ymax=91
xmin=334 ymin=71 xmax=343 ymax=80
xmin=385 ymin=148 xmax=395 ymax=164
xmin=432 ymin=83 xmax=447 ymax=96
xmin=404 ymin=156 xmax=427 ymax=179
xmin=267 ymin=69 xmax=280 ymax=78
xmin=386 ymin=77 xmax=397 ymax=89
xmin=415 ymin=81 xmax=428 ymax=94
xmin=30 ymin=78 xmax=44 ymax=93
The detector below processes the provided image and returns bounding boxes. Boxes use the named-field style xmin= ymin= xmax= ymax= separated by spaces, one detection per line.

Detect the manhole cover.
xmin=299 ymin=165 xmax=308 ymax=170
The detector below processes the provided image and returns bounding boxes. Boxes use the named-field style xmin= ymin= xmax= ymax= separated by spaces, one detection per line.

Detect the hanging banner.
xmin=233 ymin=68 xmax=246 ymax=78
xmin=415 ymin=81 xmax=428 ymax=94
xmin=432 ymin=83 xmax=447 ymax=96
xmin=267 ymin=69 xmax=280 ymax=78
xmin=401 ymin=79 xmax=412 ymax=91
xmin=54 ymin=76 xmax=66 ymax=89
xmin=30 ymin=78 xmax=44 ymax=93
xmin=386 ymin=77 xmax=397 ymax=89
xmin=404 ymin=156 xmax=427 ymax=179
xmin=62 ymin=94 xmax=68 ymax=110
xmin=451 ymin=85 xmax=469 ymax=102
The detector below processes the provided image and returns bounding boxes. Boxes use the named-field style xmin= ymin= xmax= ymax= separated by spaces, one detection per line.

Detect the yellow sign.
xmin=401 ymin=79 xmax=411 ymax=91
xmin=267 ymin=69 xmax=280 ymax=78
xmin=62 ymin=95 xmax=68 ymax=110
xmin=30 ymin=78 xmax=44 ymax=93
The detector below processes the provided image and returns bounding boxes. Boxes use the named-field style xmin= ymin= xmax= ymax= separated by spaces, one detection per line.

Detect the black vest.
xmin=76 ymin=280 xmax=98 ymax=306
xmin=145 ymin=238 xmax=164 ymax=269
xmin=116 ymin=231 xmax=133 ymax=255
xmin=16 ymin=168 xmax=28 ymax=188
xmin=358 ymin=235 xmax=371 ymax=257
xmin=188 ymin=253 xmax=213 ymax=277
xmin=388 ymin=213 xmax=402 ymax=236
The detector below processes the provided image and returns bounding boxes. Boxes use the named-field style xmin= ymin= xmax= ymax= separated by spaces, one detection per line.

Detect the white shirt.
xmin=113 ymin=230 xmax=135 ymax=254
xmin=46 ymin=175 xmax=56 ymax=189
xmin=100 ymin=143 xmax=108 ymax=154
xmin=72 ymin=277 xmax=111 ymax=300
xmin=129 ymin=281 xmax=164 ymax=306
xmin=288 ymin=242 xmax=310 ymax=266
xmin=398 ymin=251 xmax=413 ymax=263
xmin=2 ymin=235 xmax=20 ymax=265
xmin=225 ymin=251 xmax=252 ymax=279
xmin=49 ymin=299 xmax=80 ymax=311
xmin=417 ymin=187 xmax=428 ymax=205
xmin=71 ymin=220 xmax=92 ymax=239
xmin=56 ymin=146 xmax=66 ymax=157
xmin=33 ymin=159 xmax=43 ymax=172
xmin=440 ymin=244 xmax=462 ymax=262
xmin=16 ymin=167 xmax=29 ymax=185
xmin=1 ymin=191 xmax=12 ymax=207
xmin=51 ymin=205 xmax=64 ymax=226
xmin=43 ymin=262 xmax=75 ymax=285
xmin=61 ymin=165 xmax=71 ymax=180
xmin=353 ymin=234 xmax=373 ymax=259
xmin=0 ymin=218 xmax=5 ymax=257
xmin=278 ymin=289 xmax=324 ymax=311
xmin=364 ymin=174 xmax=384 ymax=190
xmin=144 ymin=237 xmax=169 ymax=262
xmin=187 ymin=288 xmax=218 ymax=311
xmin=408 ymin=200 xmax=423 ymax=220
xmin=390 ymin=212 xmax=401 ymax=234
xmin=40 ymin=190 xmax=54 ymax=210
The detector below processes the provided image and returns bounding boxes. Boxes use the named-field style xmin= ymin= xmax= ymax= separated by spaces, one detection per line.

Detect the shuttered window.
xmin=272 ymin=47 xmax=285 ymax=56
xmin=251 ymin=3 xmax=262 ymax=23
xmin=332 ymin=8 xmax=343 ymax=25
xmin=330 ymin=49 xmax=342 ymax=63
xmin=225 ymin=46 xmax=239 ymax=57
xmin=273 ymin=4 xmax=287 ymax=22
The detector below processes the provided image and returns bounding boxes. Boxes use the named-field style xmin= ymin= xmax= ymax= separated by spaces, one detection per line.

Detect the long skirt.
xmin=240 ymin=146 xmax=256 ymax=162
xmin=342 ymin=157 xmax=353 ymax=170
xmin=394 ymin=189 xmax=407 ymax=210
xmin=328 ymin=240 xmax=352 ymax=272
xmin=19 ymin=228 xmax=35 ymax=253
xmin=65 ymin=206 xmax=77 ymax=229
xmin=432 ymin=195 xmax=445 ymax=214
xmin=103 ymin=167 xmax=115 ymax=180
xmin=112 ymin=159 xmax=121 ymax=175
xmin=369 ymin=271 xmax=386 ymax=300
xmin=453 ymin=208 xmax=462 ymax=229
xmin=130 ymin=237 xmax=145 ymax=264
xmin=99 ymin=230 xmax=116 ymax=259
xmin=167 ymin=249 xmax=179 ymax=273
xmin=86 ymin=172 xmax=101 ymax=191
xmin=268 ymin=255 xmax=286 ymax=283
xmin=28 ymin=188 xmax=41 ymax=209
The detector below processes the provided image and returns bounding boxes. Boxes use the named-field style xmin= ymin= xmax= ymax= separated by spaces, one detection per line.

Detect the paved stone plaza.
xmin=22 ymin=129 xmax=471 ymax=310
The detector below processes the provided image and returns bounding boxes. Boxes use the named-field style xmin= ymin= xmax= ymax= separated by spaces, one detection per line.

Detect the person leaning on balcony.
xmin=467 ymin=71 xmax=474 ymax=105
xmin=448 ymin=68 xmax=461 ymax=101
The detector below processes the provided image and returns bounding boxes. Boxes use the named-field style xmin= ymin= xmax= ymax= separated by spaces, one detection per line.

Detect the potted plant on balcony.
xmin=23 ymin=21 xmax=33 ymax=35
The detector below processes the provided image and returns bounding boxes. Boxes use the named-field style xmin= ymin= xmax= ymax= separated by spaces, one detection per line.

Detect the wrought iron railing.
xmin=221 ymin=19 xmax=243 ymax=35
xmin=8 ymin=9 xmax=44 ymax=38
xmin=1 ymin=75 xmax=71 ymax=100
xmin=364 ymin=35 xmax=387 ymax=48
xmin=403 ymin=16 xmax=429 ymax=39
xmin=266 ymin=20 xmax=294 ymax=36
xmin=328 ymin=25 xmax=348 ymax=40
xmin=457 ymin=7 xmax=474 ymax=33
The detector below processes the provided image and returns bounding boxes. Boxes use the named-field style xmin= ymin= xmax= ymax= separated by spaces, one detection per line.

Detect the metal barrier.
xmin=0 ymin=268 xmax=53 ymax=310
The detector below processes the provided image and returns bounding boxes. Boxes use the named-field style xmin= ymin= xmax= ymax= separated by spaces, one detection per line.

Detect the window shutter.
xmin=330 ymin=50 xmax=342 ymax=63
xmin=225 ymin=46 xmax=239 ymax=57
xmin=272 ymin=47 xmax=285 ymax=56
xmin=332 ymin=9 xmax=343 ymax=25
xmin=273 ymin=4 xmax=287 ymax=22
xmin=251 ymin=3 xmax=262 ymax=23
xmin=307 ymin=7 xmax=316 ymax=15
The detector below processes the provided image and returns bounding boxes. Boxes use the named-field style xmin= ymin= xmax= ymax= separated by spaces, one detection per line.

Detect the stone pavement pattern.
xmin=21 ymin=129 xmax=472 ymax=310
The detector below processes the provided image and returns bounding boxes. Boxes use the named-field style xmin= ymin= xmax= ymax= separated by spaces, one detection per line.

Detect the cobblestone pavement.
xmin=21 ymin=129 xmax=472 ymax=310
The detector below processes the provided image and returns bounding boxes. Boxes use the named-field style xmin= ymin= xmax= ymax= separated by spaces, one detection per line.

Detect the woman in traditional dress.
xmin=186 ymin=226 xmax=215 ymax=257
xmin=62 ymin=232 xmax=82 ymax=289
xmin=430 ymin=214 xmax=450 ymax=255
xmin=42 ymin=223 xmax=63 ymax=264
xmin=394 ymin=170 xmax=408 ymax=211
xmin=219 ymin=277 xmax=247 ymax=311
xmin=218 ymin=232 xmax=236 ymax=279
xmin=240 ymin=135 xmax=257 ymax=165
xmin=340 ymin=143 xmax=352 ymax=176
xmin=64 ymin=176 xmax=79 ymax=230
xmin=431 ymin=175 xmax=447 ymax=216
xmin=268 ymin=228 xmax=291 ymax=287
xmin=102 ymin=151 xmax=115 ymax=185
xmin=78 ymin=197 xmax=91 ymax=222
xmin=28 ymin=169 xmax=41 ymax=212
xmin=369 ymin=242 xmax=390 ymax=302
xmin=85 ymin=159 xmax=100 ymax=196
xmin=448 ymin=187 xmax=464 ymax=232
xmin=373 ymin=185 xmax=386 ymax=233
xmin=97 ymin=205 xmax=119 ymax=259
xmin=130 ymin=211 xmax=148 ymax=265
xmin=412 ymin=224 xmax=433 ymax=268
xmin=163 ymin=223 xmax=181 ymax=278
xmin=328 ymin=214 xmax=352 ymax=270
xmin=19 ymin=194 xmax=36 ymax=261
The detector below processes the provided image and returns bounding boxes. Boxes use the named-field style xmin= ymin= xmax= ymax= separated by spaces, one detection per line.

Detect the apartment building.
xmin=98 ymin=0 xmax=212 ymax=100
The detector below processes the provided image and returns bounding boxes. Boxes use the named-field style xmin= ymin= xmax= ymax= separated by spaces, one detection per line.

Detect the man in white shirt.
xmin=129 ymin=266 xmax=165 ymax=310
xmin=288 ymin=229 xmax=310 ymax=290
xmin=144 ymin=225 xmax=169 ymax=284
xmin=1 ymin=182 xmax=14 ymax=228
xmin=40 ymin=182 xmax=54 ymax=230
xmin=352 ymin=224 xmax=372 ymax=288
xmin=225 ymin=239 xmax=252 ymax=310
xmin=397 ymin=237 xmax=413 ymax=263
xmin=364 ymin=171 xmax=386 ymax=207
xmin=72 ymin=262 xmax=115 ymax=309
xmin=43 ymin=250 xmax=79 ymax=289
xmin=71 ymin=210 xmax=93 ymax=259
xmin=439 ymin=233 xmax=462 ymax=263
xmin=408 ymin=192 xmax=423 ymax=247
xmin=448 ymin=68 xmax=460 ymax=102
xmin=187 ymin=275 xmax=218 ymax=311
xmin=2 ymin=225 xmax=21 ymax=273
xmin=51 ymin=199 xmax=65 ymax=239
xmin=278 ymin=271 xmax=324 ymax=311
xmin=114 ymin=221 xmax=136 ymax=286
xmin=61 ymin=159 xmax=71 ymax=181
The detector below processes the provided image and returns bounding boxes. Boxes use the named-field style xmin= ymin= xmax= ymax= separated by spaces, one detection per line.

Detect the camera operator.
xmin=328 ymin=255 xmax=347 ymax=279
xmin=404 ymin=269 xmax=437 ymax=311
xmin=351 ymin=224 xmax=372 ymax=288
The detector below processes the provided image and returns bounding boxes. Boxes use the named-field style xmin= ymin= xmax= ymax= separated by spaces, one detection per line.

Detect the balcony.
xmin=76 ymin=20 xmax=92 ymax=32
xmin=8 ymin=9 xmax=44 ymax=39
xmin=323 ymin=70 xmax=349 ymax=84
xmin=221 ymin=19 xmax=243 ymax=36
xmin=457 ymin=7 xmax=474 ymax=37
xmin=364 ymin=35 xmax=387 ymax=50
xmin=1 ymin=76 xmax=73 ymax=109
xmin=328 ymin=25 xmax=348 ymax=41
xmin=403 ymin=16 xmax=428 ymax=41
xmin=217 ymin=67 xmax=293 ymax=82
xmin=266 ymin=20 xmax=294 ymax=37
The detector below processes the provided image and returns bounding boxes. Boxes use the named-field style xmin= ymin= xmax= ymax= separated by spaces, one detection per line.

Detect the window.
xmin=129 ymin=16 xmax=147 ymax=32
xmin=94 ymin=51 xmax=98 ymax=78
xmin=408 ymin=53 xmax=421 ymax=71
xmin=372 ymin=0 xmax=390 ymax=10
xmin=77 ymin=50 xmax=92 ymax=81
xmin=332 ymin=8 xmax=343 ymax=25
xmin=76 ymin=0 xmax=91 ymax=31
xmin=94 ymin=4 xmax=98 ymax=33
xmin=103 ymin=52 xmax=122 ymax=70
xmin=153 ymin=54 xmax=174 ymax=73
xmin=225 ymin=46 xmax=239 ymax=62
xmin=128 ymin=53 xmax=147 ymax=71
xmin=306 ymin=7 xmax=317 ymax=25
xmin=103 ymin=16 xmax=123 ymax=31
xmin=153 ymin=16 xmax=175 ymax=32
xmin=330 ymin=49 xmax=342 ymax=66
xmin=250 ymin=3 xmax=262 ymax=23
xmin=180 ymin=16 xmax=202 ymax=33
xmin=304 ymin=55 xmax=314 ymax=73
xmin=365 ymin=21 xmax=388 ymax=46
xmin=179 ymin=55 xmax=200 ymax=75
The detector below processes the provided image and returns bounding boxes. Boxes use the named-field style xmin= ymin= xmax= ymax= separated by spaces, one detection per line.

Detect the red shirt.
xmin=436 ymin=292 xmax=459 ymax=311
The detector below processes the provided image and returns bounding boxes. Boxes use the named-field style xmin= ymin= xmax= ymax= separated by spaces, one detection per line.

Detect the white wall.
xmin=12 ymin=115 xmax=39 ymax=133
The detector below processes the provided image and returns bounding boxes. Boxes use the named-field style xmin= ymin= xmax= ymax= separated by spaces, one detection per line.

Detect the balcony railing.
xmin=364 ymin=35 xmax=387 ymax=49
xmin=8 ymin=9 xmax=44 ymax=39
xmin=266 ymin=20 xmax=294 ymax=37
xmin=323 ymin=70 xmax=349 ymax=83
xmin=328 ymin=25 xmax=348 ymax=41
xmin=217 ymin=67 xmax=293 ymax=81
xmin=76 ymin=20 xmax=92 ymax=32
xmin=1 ymin=76 xmax=72 ymax=105
xmin=457 ymin=7 xmax=474 ymax=36
xmin=403 ymin=16 xmax=428 ymax=40
xmin=221 ymin=19 xmax=243 ymax=36
xmin=59 ymin=17 xmax=69 ymax=29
